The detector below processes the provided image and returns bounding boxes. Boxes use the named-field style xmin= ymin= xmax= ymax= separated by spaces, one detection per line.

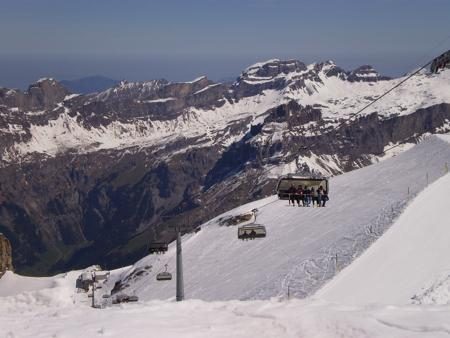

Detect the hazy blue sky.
xmin=1 ymin=0 xmax=449 ymax=88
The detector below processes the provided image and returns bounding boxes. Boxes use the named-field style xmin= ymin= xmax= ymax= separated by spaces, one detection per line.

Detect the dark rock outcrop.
xmin=0 ymin=233 xmax=13 ymax=276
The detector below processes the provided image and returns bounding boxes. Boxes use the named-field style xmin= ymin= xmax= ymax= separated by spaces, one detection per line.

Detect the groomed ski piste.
xmin=1 ymin=134 xmax=450 ymax=338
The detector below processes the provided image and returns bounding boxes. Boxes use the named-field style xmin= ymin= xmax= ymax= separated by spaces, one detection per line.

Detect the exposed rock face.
xmin=0 ymin=78 xmax=69 ymax=111
xmin=0 ymin=233 xmax=13 ymax=275
xmin=0 ymin=59 xmax=449 ymax=275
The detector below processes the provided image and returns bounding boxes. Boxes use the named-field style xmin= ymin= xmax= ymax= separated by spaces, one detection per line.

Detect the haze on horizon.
xmin=1 ymin=0 xmax=449 ymax=89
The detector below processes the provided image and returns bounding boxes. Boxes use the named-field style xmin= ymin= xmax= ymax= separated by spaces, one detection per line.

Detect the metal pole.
xmin=176 ymin=229 xmax=184 ymax=301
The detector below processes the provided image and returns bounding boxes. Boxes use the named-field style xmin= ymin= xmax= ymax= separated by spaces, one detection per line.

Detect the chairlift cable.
xmin=300 ymin=54 xmax=444 ymax=159
xmin=403 ymin=34 xmax=450 ymax=75
xmin=330 ymin=59 xmax=433 ymax=135
xmin=289 ymin=35 xmax=450 ymax=156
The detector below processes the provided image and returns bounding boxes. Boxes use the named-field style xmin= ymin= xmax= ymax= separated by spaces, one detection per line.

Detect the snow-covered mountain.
xmin=1 ymin=135 xmax=450 ymax=338
xmin=0 ymin=59 xmax=449 ymax=275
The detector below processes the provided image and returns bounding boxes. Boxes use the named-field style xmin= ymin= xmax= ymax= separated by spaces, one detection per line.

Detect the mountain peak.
xmin=243 ymin=59 xmax=307 ymax=78
xmin=348 ymin=65 xmax=390 ymax=82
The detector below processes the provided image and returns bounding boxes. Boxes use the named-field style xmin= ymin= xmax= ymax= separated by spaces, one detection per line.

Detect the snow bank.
xmin=0 ymin=270 xmax=83 ymax=313
xmin=1 ymin=297 xmax=450 ymax=338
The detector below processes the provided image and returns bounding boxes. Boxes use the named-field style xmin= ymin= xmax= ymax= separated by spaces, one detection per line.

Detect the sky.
xmin=0 ymin=0 xmax=449 ymax=88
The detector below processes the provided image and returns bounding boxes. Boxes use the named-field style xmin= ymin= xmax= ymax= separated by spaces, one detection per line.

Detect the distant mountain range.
xmin=61 ymin=75 xmax=119 ymax=94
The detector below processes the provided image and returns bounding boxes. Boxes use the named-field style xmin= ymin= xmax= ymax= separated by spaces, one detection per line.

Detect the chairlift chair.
xmin=276 ymin=174 xmax=329 ymax=200
xmin=238 ymin=224 xmax=266 ymax=240
xmin=148 ymin=242 xmax=169 ymax=254
xmin=156 ymin=264 xmax=172 ymax=281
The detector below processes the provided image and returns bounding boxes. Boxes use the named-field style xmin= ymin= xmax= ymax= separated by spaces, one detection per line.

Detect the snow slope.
xmin=2 ymin=264 xmax=450 ymax=338
xmin=2 ymin=136 xmax=450 ymax=337
xmin=114 ymin=135 xmax=450 ymax=301
xmin=1 ymin=266 xmax=450 ymax=338
xmin=317 ymin=139 xmax=450 ymax=305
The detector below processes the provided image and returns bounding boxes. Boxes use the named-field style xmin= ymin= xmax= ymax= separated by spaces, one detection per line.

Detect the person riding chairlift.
xmin=321 ymin=188 xmax=329 ymax=207
xmin=288 ymin=184 xmax=296 ymax=206
xmin=313 ymin=187 xmax=321 ymax=207
xmin=295 ymin=185 xmax=303 ymax=207
xmin=303 ymin=186 xmax=311 ymax=207
xmin=317 ymin=186 xmax=323 ymax=207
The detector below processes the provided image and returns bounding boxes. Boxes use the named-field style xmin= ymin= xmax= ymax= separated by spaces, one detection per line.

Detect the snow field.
xmin=1 ymin=296 xmax=450 ymax=338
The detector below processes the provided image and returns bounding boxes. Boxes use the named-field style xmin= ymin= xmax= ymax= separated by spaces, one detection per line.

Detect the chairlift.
xmin=238 ymin=224 xmax=266 ymax=240
xmin=148 ymin=242 xmax=169 ymax=254
xmin=156 ymin=264 xmax=172 ymax=281
xmin=276 ymin=174 xmax=329 ymax=200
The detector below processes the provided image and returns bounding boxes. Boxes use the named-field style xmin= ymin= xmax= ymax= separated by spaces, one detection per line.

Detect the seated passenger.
xmin=303 ymin=187 xmax=311 ymax=207
xmin=321 ymin=189 xmax=329 ymax=207
xmin=295 ymin=185 xmax=303 ymax=207
xmin=311 ymin=187 xmax=317 ymax=207
xmin=317 ymin=186 xmax=323 ymax=208
xmin=287 ymin=184 xmax=296 ymax=206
